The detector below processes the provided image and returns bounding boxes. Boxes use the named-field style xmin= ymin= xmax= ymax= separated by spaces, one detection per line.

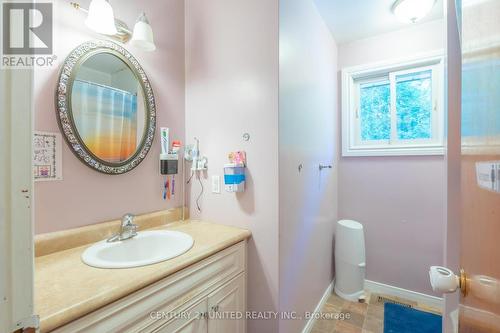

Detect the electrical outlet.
xmin=212 ymin=175 xmax=221 ymax=194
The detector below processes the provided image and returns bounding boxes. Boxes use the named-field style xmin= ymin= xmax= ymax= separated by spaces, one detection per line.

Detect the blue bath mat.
xmin=384 ymin=302 xmax=442 ymax=333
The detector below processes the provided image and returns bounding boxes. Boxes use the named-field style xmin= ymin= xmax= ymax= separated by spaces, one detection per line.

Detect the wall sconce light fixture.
xmin=71 ymin=0 xmax=156 ymax=52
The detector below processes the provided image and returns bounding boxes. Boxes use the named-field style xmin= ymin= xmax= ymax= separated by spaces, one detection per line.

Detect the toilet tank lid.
xmin=337 ymin=220 xmax=363 ymax=230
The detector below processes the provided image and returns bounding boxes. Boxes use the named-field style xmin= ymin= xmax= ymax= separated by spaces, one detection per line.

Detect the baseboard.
xmin=301 ymin=280 xmax=334 ymax=333
xmin=365 ymin=280 xmax=443 ymax=311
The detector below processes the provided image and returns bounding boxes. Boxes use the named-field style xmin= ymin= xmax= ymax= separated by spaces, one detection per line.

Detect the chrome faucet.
xmin=107 ymin=213 xmax=138 ymax=242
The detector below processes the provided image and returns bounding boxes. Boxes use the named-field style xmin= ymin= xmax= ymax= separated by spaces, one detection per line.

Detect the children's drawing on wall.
xmin=34 ymin=131 xmax=63 ymax=181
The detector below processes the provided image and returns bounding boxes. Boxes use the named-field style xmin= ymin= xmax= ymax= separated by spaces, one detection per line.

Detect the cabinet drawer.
xmin=54 ymin=241 xmax=246 ymax=333
xmin=152 ymin=298 xmax=208 ymax=333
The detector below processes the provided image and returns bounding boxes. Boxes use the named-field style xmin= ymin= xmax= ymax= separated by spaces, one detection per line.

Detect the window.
xmin=342 ymin=55 xmax=444 ymax=156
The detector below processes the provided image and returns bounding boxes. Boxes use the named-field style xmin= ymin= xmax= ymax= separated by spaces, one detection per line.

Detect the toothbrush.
xmin=167 ymin=177 xmax=171 ymax=200
xmin=163 ymin=178 xmax=167 ymax=200
xmin=171 ymin=175 xmax=175 ymax=196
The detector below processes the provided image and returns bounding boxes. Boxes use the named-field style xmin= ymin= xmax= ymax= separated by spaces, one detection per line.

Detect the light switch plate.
xmin=212 ymin=175 xmax=221 ymax=194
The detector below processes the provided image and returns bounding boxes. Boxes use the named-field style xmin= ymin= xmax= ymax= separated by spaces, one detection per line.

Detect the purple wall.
xmin=34 ymin=0 xmax=185 ymax=234
xmin=278 ymin=0 xmax=339 ymax=332
xmin=185 ymin=1 xmax=280 ymax=332
xmin=339 ymin=156 xmax=445 ymax=295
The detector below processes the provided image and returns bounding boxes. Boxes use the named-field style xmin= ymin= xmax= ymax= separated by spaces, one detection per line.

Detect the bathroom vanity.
xmin=34 ymin=210 xmax=251 ymax=333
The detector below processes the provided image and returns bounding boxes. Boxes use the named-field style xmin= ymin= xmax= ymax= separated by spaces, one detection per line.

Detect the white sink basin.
xmin=81 ymin=230 xmax=194 ymax=269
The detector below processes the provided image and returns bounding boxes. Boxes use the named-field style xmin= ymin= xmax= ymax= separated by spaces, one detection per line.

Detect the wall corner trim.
xmin=364 ymin=280 xmax=444 ymax=311
xmin=301 ymin=280 xmax=335 ymax=333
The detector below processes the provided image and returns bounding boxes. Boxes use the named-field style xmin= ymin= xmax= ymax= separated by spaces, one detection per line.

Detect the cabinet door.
xmin=207 ymin=274 xmax=246 ymax=333
xmin=153 ymin=299 xmax=208 ymax=333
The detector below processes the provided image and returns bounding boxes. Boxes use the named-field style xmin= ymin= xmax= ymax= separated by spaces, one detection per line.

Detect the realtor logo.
xmin=2 ymin=2 xmax=55 ymax=67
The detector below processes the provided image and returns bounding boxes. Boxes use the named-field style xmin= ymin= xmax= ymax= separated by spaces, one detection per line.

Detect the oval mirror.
xmin=56 ymin=40 xmax=156 ymax=174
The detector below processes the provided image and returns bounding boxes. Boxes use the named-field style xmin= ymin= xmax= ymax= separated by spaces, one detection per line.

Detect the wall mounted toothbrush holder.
xmin=160 ymin=153 xmax=178 ymax=175
xmin=224 ymin=163 xmax=246 ymax=193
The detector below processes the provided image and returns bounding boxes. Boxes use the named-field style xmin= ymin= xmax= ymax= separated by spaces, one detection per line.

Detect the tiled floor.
xmin=310 ymin=292 xmax=382 ymax=333
xmin=310 ymin=291 xmax=441 ymax=333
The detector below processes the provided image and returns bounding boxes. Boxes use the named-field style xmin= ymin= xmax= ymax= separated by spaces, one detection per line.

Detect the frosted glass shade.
xmin=130 ymin=13 xmax=156 ymax=52
xmin=85 ymin=0 xmax=117 ymax=35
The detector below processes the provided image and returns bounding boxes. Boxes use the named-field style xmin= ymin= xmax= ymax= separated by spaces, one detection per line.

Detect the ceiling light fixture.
xmin=392 ymin=0 xmax=436 ymax=24
xmin=71 ymin=1 xmax=157 ymax=52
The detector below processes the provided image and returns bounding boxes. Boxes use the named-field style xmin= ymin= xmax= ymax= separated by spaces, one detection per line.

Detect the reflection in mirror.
xmin=57 ymin=41 xmax=155 ymax=174
xmin=71 ymin=53 xmax=146 ymax=163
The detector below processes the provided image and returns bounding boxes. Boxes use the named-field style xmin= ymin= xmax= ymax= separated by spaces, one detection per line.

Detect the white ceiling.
xmin=314 ymin=0 xmax=444 ymax=44
xmin=82 ymin=53 xmax=129 ymax=75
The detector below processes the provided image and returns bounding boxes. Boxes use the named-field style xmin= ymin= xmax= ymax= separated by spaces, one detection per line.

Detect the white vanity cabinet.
xmin=53 ymin=241 xmax=247 ymax=333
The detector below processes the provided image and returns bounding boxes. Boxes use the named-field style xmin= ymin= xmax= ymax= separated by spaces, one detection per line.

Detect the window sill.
xmin=342 ymin=145 xmax=445 ymax=157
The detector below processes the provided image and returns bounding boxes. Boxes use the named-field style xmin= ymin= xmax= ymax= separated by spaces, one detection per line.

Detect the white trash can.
xmin=334 ymin=219 xmax=366 ymax=301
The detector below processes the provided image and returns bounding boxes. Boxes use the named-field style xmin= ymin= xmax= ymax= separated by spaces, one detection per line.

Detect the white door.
xmin=0 ymin=57 xmax=36 ymax=332
xmin=207 ymin=274 xmax=246 ymax=333
xmin=458 ymin=0 xmax=500 ymax=332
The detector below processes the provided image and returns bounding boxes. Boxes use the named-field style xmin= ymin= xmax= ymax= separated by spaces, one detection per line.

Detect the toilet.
xmin=334 ymin=219 xmax=366 ymax=301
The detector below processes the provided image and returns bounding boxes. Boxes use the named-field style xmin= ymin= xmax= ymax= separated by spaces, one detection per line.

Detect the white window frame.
xmin=342 ymin=52 xmax=445 ymax=157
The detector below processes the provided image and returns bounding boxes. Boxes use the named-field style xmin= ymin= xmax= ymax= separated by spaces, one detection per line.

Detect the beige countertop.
xmin=35 ymin=217 xmax=251 ymax=332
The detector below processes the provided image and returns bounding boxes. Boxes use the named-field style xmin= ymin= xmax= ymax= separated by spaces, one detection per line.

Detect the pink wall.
xmin=338 ymin=20 xmax=446 ymax=296
xmin=339 ymin=157 xmax=445 ymax=295
xmin=34 ymin=0 xmax=185 ymax=233
xmin=184 ymin=1 xmax=280 ymax=332
xmin=278 ymin=1 xmax=338 ymax=332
